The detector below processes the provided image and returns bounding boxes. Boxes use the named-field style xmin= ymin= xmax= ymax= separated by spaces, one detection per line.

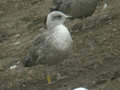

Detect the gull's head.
xmin=46 ymin=11 xmax=72 ymax=29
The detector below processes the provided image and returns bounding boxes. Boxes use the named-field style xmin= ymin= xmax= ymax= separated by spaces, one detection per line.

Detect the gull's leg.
xmin=46 ymin=72 xmax=52 ymax=84
xmin=45 ymin=67 xmax=53 ymax=84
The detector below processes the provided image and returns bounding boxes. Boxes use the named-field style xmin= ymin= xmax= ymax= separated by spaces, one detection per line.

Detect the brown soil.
xmin=0 ymin=0 xmax=120 ymax=90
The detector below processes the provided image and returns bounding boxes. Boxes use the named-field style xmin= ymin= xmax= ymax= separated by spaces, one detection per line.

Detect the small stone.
xmin=15 ymin=34 xmax=21 ymax=38
xmin=10 ymin=65 xmax=17 ymax=70
xmin=103 ymin=3 xmax=108 ymax=9
xmin=109 ymin=22 xmax=112 ymax=25
xmin=73 ymin=87 xmax=88 ymax=90
xmin=112 ymin=28 xmax=117 ymax=31
xmin=13 ymin=41 xmax=21 ymax=45
xmin=22 ymin=84 xmax=26 ymax=88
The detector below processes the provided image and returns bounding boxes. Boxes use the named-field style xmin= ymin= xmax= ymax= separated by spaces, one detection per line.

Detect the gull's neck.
xmin=47 ymin=23 xmax=65 ymax=30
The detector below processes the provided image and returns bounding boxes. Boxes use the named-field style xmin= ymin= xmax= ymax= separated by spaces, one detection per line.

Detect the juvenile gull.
xmin=24 ymin=11 xmax=73 ymax=67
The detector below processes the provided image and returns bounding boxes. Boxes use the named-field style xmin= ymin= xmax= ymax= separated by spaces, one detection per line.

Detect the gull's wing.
xmin=24 ymin=30 xmax=51 ymax=67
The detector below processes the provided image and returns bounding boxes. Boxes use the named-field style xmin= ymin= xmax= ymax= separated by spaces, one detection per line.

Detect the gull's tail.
xmin=23 ymin=50 xmax=38 ymax=67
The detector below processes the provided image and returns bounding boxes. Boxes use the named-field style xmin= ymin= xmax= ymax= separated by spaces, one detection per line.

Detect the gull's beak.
xmin=65 ymin=15 xmax=75 ymax=20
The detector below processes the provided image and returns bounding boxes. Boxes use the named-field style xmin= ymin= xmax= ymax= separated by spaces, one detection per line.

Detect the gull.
xmin=51 ymin=0 xmax=109 ymax=18
xmin=24 ymin=11 xmax=73 ymax=83
xmin=51 ymin=0 xmax=98 ymax=18
xmin=24 ymin=11 xmax=73 ymax=66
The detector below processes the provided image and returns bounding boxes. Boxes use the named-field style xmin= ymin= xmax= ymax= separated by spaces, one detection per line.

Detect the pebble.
xmin=103 ymin=3 xmax=108 ymax=9
xmin=13 ymin=41 xmax=21 ymax=45
xmin=15 ymin=34 xmax=21 ymax=38
xmin=10 ymin=65 xmax=17 ymax=70
xmin=73 ymin=87 xmax=88 ymax=90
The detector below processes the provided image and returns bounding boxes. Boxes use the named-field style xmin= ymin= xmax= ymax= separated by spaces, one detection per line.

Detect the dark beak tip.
xmin=68 ymin=16 xmax=75 ymax=20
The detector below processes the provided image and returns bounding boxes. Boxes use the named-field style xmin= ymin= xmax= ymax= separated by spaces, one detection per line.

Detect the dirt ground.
xmin=0 ymin=0 xmax=120 ymax=90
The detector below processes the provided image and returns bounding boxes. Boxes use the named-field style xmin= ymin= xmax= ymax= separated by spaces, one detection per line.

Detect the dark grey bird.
xmin=51 ymin=0 xmax=105 ymax=18
xmin=24 ymin=11 xmax=73 ymax=67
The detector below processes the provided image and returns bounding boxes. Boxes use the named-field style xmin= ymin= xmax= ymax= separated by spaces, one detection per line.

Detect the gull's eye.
xmin=53 ymin=15 xmax=62 ymax=20
xmin=55 ymin=15 xmax=62 ymax=18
